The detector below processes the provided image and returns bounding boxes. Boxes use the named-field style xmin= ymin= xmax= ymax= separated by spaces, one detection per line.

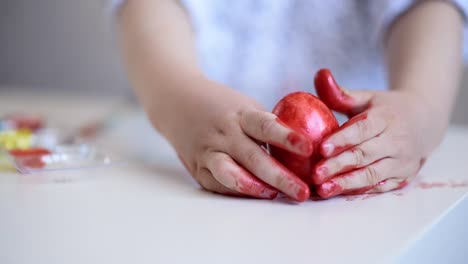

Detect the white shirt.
xmin=112 ymin=0 xmax=468 ymax=110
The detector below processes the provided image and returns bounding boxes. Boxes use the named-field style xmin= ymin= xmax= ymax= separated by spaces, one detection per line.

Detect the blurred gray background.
xmin=0 ymin=0 xmax=467 ymax=124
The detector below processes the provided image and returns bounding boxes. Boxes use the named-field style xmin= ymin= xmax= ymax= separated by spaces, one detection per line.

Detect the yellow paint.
xmin=0 ymin=151 xmax=15 ymax=171
xmin=0 ymin=130 xmax=33 ymax=150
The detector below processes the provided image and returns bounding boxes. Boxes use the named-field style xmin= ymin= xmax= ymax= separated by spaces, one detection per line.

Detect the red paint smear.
xmin=286 ymin=131 xmax=301 ymax=145
xmin=450 ymin=181 xmax=468 ymax=188
xmin=343 ymin=185 xmax=374 ymax=196
xmin=345 ymin=195 xmax=361 ymax=201
xmin=334 ymin=163 xmax=359 ymax=178
xmin=268 ymin=156 xmax=310 ymax=202
xmin=396 ymin=179 xmax=409 ymax=190
xmin=232 ymin=164 xmax=279 ymax=200
xmin=314 ymin=68 xmax=356 ymax=115
xmin=273 ymin=118 xmax=313 ymax=156
xmin=237 ymin=181 xmax=278 ymax=200
xmin=361 ymin=193 xmax=380 ymax=200
xmin=339 ymin=113 xmax=368 ymax=130
xmin=418 ymin=158 xmax=427 ymax=171
xmin=320 ymin=113 xmax=368 ymax=157
xmin=316 ymin=180 xmax=343 ymax=198
xmin=286 ymin=131 xmax=313 ymax=156
xmin=417 ymin=181 xmax=447 ymax=189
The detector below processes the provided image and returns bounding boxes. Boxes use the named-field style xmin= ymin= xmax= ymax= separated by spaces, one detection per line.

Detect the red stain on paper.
xmin=417 ymin=181 xmax=448 ymax=189
xmin=450 ymin=181 xmax=468 ymax=188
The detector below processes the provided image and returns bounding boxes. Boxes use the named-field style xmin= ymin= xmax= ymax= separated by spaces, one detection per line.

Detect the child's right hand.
xmin=164 ymin=78 xmax=312 ymax=202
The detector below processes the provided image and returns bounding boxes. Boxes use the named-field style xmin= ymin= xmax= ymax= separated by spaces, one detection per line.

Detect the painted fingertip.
xmin=321 ymin=143 xmax=334 ymax=157
xmin=287 ymin=132 xmax=313 ymax=156
xmin=294 ymin=185 xmax=311 ymax=202
xmin=312 ymin=165 xmax=329 ymax=185
xmin=258 ymin=188 xmax=279 ymax=199
xmin=317 ymin=180 xmax=343 ymax=198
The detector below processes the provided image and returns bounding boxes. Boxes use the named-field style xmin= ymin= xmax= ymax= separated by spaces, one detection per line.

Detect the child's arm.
xmin=117 ymin=0 xmax=312 ymax=201
xmin=312 ymin=1 xmax=464 ymax=197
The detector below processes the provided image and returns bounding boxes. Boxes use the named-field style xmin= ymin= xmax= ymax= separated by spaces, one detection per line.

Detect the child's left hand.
xmin=312 ymin=88 xmax=436 ymax=198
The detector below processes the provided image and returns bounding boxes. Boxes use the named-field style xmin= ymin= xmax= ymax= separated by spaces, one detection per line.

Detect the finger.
xmin=368 ymin=174 xmax=415 ymax=194
xmin=313 ymin=136 xmax=390 ymax=184
xmin=314 ymin=68 xmax=373 ymax=117
xmin=367 ymin=179 xmax=407 ymax=194
xmin=196 ymin=168 xmax=245 ymax=197
xmin=316 ymin=158 xmax=396 ymax=198
xmin=230 ymin=138 xmax=310 ymax=202
xmin=240 ymin=110 xmax=313 ymax=157
xmin=206 ymin=152 xmax=278 ymax=199
xmin=320 ymin=112 xmax=387 ymax=157
xmin=343 ymin=175 xmax=414 ymax=196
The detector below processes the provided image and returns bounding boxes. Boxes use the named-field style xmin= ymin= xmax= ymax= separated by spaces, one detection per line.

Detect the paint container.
xmin=11 ymin=144 xmax=122 ymax=174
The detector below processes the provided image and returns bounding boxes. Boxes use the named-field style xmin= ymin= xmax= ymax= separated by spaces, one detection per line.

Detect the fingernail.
xmin=317 ymin=180 xmax=343 ymax=198
xmin=313 ymin=165 xmax=328 ymax=184
xmin=322 ymin=143 xmax=334 ymax=156
xmin=288 ymin=132 xmax=313 ymax=155
xmin=259 ymin=188 xmax=279 ymax=199
xmin=294 ymin=185 xmax=310 ymax=202
xmin=316 ymin=165 xmax=328 ymax=177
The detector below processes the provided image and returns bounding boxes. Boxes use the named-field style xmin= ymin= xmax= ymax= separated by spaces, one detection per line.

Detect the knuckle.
xmin=364 ymin=166 xmax=380 ymax=185
xmin=355 ymin=120 xmax=369 ymax=140
xmin=259 ymin=117 xmax=274 ymax=136
xmin=352 ymin=147 xmax=367 ymax=165
xmin=216 ymin=117 xmax=235 ymax=135
xmin=245 ymin=148 xmax=262 ymax=165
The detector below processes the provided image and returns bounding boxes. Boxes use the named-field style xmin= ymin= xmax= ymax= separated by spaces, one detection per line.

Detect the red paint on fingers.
xmin=313 ymin=160 xmax=361 ymax=185
xmin=237 ymin=179 xmax=278 ymax=199
xmin=339 ymin=113 xmax=368 ymax=130
xmin=232 ymin=165 xmax=279 ymax=199
xmin=286 ymin=132 xmax=313 ymax=156
xmin=320 ymin=113 xmax=368 ymax=157
xmin=314 ymin=68 xmax=356 ymax=115
xmin=269 ymin=158 xmax=310 ymax=201
xmin=342 ymin=185 xmax=374 ymax=196
xmin=316 ymin=179 xmax=343 ymax=198
xmin=265 ymin=118 xmax=313 ymax=156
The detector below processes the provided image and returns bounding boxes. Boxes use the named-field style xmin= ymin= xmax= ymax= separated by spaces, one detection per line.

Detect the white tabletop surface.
xmin=0 ymin=92 xmax=467 ymax=264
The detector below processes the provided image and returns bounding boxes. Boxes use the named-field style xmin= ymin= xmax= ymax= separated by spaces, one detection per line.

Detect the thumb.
xmin=314 ymin=68 xmax=373 ymax=117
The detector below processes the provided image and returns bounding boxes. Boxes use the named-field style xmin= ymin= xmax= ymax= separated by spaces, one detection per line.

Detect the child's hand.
xmin=312 ymin=84 xmax=432 ymax=198
xmin=169 ymin=79 xmax=312 ymax=201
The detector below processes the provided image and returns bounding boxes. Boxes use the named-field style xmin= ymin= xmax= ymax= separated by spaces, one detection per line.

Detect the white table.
xmin=0 ymin=92 xmax=467 ymax=264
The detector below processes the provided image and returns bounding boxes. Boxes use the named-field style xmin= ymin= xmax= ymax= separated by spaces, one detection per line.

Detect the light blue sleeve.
xmin=369 ymin=0 xmax=468 ymax=62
